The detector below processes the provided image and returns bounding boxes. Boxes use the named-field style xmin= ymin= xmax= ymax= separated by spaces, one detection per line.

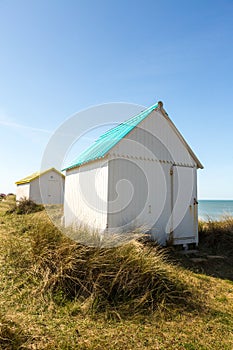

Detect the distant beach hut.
xmin=15 ymin=168 xmax=65 ymax=205
xmin=63 ymin=101 xmax=203 ymax=246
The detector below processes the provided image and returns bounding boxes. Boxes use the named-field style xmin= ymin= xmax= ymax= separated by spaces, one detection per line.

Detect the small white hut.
xmin=16 ymin=168 xmax=65 ymax=205
xmin=63 ymin=102 xmax=203 ymax=246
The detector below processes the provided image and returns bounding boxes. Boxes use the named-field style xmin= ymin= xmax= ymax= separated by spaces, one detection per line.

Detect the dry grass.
xmin=3 ymin=212 xmax=192 ymax=317
xmin=0 ymin=199 xmax=233 ymax=349
xmin=199 ymin=216 xmax=233 ymax=255
xmin=0 ymin=314 xmax=29 ymax=350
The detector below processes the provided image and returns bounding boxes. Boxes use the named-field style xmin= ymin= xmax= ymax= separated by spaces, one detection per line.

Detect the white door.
xmin=169 ymin=165 xmax=198 ymax=245
xmin=47 ymin=180 xmax=60 ymax=204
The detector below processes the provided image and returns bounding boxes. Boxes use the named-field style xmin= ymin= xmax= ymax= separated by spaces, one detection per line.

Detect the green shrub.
xmin=6 ymin=198 xmax=44 ymax=215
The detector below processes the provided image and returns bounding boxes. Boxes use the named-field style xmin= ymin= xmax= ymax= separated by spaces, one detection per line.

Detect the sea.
xmin=198 ymin=200 xmax=233 ymax=221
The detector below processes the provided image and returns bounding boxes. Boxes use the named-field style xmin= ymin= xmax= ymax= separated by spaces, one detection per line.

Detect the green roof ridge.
xmin=63 ymin=102 xmax=159 ymax=171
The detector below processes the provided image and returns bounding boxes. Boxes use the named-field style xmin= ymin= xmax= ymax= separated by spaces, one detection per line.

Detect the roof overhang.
xmin=158 ymin=102 xmax=204 ymax=169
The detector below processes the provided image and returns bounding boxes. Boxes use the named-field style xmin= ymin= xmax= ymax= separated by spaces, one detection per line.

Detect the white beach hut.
xmin=16 ymin=168 xmax=65 ymax=205
xmin=63 ymin=102 xmax=203 ymax=246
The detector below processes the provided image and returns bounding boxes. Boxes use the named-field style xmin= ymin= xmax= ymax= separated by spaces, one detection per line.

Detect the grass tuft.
xmin=26 ymin=220 xmax=191 ymax=316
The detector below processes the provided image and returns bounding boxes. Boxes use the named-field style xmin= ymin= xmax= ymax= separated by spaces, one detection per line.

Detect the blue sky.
xmin=0 ymin=0 xmax=233 ymax=199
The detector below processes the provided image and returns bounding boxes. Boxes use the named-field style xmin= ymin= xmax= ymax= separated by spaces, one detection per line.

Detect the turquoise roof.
xmin=63 ymin=102 xmax=159 ymax=171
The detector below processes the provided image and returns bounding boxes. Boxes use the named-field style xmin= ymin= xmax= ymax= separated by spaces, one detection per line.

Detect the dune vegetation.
xmin=0 ymin=196 xmax=233 ymax=349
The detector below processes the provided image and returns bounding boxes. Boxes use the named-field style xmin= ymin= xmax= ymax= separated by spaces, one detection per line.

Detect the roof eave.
xmin=15 ymin=176 xmax=39 ymax=185
xmin=15 ymin=167 xmax=65 ymax=185
xmin=64 ymin=155 xmax=109 ymax=172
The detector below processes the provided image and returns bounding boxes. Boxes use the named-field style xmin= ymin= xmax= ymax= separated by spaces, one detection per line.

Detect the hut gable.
xmin=109 ymin=102 xmax=203 ymax=168
xmin=63 ymin=102 xmax=203 ymax=171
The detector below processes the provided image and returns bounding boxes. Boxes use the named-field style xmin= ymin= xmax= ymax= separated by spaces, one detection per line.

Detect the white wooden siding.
xmin=108 ymin=158 xmax=173 ymax=245
xmin=64 ymin=159 xmax=108 ymax=231
xmin=16 ymin=183 xmax=30 ymax=201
